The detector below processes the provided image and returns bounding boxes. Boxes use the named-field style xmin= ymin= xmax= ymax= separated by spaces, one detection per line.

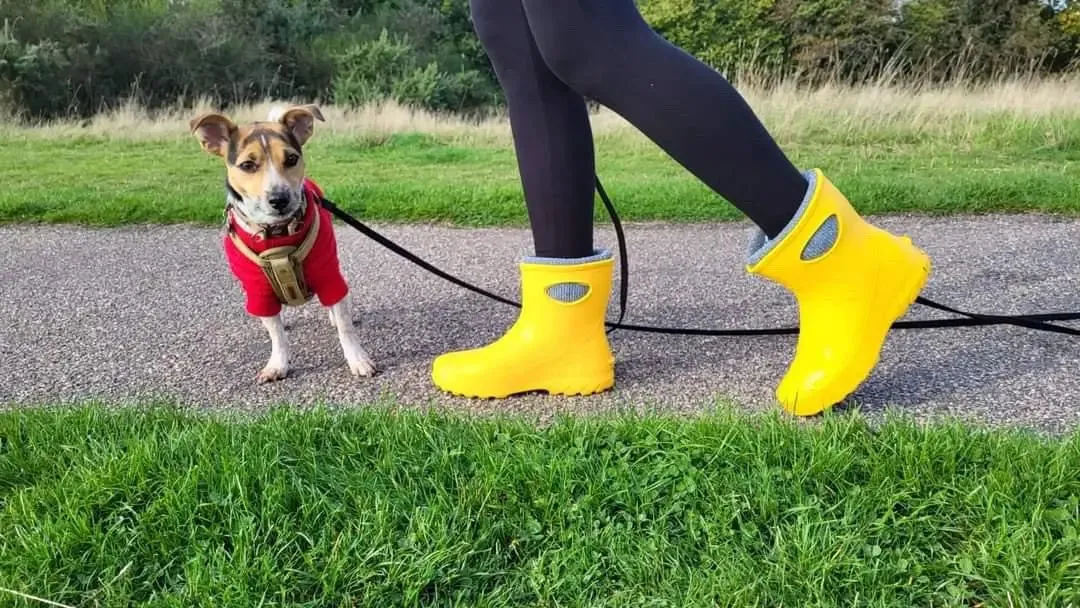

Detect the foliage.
xmin=895 ymin=0 xmax=1076 ymax=79
xmin=637 ymin=0 xmax=789 ymax=76
xmin=0 ymin=0 xmax=1077 ymax=120
xmin=771 ymin=0 xmax=900 ymax=82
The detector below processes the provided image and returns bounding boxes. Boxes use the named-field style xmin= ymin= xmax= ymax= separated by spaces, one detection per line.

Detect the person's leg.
xmin=430 ymin=0 xmax=616 ymax=399
xmin=521 ymin=0 xmax=931 ymax=415
xmin=520 ymin=0 xmax=808 ymax=238
xmin=472 ymin=0 xmax=595 ymax=258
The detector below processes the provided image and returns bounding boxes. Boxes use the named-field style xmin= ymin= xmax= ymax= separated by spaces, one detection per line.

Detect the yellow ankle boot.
xmin=746 ymin=169 xmax=932 ymax=416
xmin=431 ymin=250 xmax=615 ymax=398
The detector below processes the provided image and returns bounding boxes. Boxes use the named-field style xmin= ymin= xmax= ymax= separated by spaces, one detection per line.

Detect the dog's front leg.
xmin=257 ymin=314 xmax=290 ymax=383
xmin=328 ymin=296 xmax=376 ymax=377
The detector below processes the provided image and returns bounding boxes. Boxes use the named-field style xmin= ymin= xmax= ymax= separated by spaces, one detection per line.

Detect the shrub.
xmin=638 ymin=0 xmax=789 ymax=77
xmin=331 ymin=28 xmax=496 ymax=112
xmin=0 ymin=0 xmax=1077 ymax=121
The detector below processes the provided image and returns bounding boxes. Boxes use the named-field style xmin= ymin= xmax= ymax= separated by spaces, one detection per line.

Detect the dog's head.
xmin=190 ymin=104 xmax=325 ymax=226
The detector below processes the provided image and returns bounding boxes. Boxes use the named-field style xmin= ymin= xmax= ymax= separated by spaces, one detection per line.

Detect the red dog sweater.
xmin=224 ymin=178 xmax=349 ymax=317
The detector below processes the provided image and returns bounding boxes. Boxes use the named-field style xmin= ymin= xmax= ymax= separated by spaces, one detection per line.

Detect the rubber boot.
xmin=746 ymin=169 xmax=932 ymax=416
xmin=431 ymin=249 xmax=615 ymax=398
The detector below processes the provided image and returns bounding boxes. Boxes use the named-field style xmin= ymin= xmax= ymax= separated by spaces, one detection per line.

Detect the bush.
xmin=641 ymin=0 xmax=1078 ymax=84
xmin=331 ymin=28 xmax=496 ymax=112
xmin=771 ymin=0 xmax=899 ymax=82
xmin=324 ymin=0 xmax=498 ymax=113
xmin=638 ymin=0 xmax=789 ymax=77
xmin=0 ymin=35 xmax=76 ymax=118
xmin=0 ymin=0 xmax=288 ymax=117
xmin=0 ymin=0 xmax=1077 ymax=121
xmin=896 ymin=0 xmax=1075 ymax=80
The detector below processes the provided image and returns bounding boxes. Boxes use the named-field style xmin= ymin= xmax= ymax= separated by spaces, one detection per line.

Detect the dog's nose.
xmin=268 ymin=193 xmax=290 ymax=212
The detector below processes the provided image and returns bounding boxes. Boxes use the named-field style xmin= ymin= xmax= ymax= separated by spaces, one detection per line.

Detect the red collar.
xmin=227 ymin=181 xmax=320 ymax=252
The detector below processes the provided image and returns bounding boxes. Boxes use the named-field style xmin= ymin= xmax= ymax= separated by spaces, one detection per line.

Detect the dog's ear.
xmin=189 ymin=112 xmax=237 ymax=158
xmin=277 ymin=104 xmax=325 ymax=147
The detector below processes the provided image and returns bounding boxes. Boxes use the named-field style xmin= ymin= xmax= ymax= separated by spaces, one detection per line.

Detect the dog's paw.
xmin=340 ymin=335 xmax=376 ymax=378
xmin=256 ymin=365 xmax=288 ymax=384
xmin=348 ymin=356 xmax=377 ymax=378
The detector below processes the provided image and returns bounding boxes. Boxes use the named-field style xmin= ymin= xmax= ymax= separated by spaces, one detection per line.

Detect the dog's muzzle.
xmin=269 ymin=192 xmax=292 ymax=214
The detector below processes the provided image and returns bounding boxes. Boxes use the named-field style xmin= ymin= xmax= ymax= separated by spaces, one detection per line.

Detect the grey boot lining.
xmin=524 ymin=248 xmax=612 ymax=303
xmin=524 ymin=248 xmax=612 ymax=266
xmin=746 ymin=169 xmax=819 ymax=266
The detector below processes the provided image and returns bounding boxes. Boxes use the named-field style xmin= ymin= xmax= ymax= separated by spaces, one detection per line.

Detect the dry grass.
xmin=740 ymin=74 xmax=1080 ymax=143
xmin=4 ymin=72 xmax=1080 ymax=226
xmin=5 ymin=74 xmax=1080 ymax=147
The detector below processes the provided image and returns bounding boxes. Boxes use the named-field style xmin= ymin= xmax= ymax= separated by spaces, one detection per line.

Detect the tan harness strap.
xmin=228 ymin=207 xmax=322 ymax=307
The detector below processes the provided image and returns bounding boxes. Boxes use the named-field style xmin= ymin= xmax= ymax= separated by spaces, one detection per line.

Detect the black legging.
xmin=471 ymin=0 xmax=810 ymax=259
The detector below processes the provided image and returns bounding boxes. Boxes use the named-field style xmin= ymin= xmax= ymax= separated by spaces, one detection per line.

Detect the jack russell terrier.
xmin=190 ymin=104 xmax=377 ymax=383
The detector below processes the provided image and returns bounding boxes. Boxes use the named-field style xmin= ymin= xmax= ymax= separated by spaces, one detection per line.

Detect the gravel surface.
xmin=1 ymin=215 xmax=1078 ymax=432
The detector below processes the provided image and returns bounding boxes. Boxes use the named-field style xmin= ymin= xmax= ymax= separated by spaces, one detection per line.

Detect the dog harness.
xmin=224 ymin=179 xmax=349 ymax=317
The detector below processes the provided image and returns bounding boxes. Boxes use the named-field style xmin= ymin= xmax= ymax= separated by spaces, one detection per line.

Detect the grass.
xmin=6 ymin=76 xmax=1080 ymax=226
xmin=4 ymin=75 xmax=1080 ymax=607
xmin=1 ymin=405 xmax=1079 ymax=607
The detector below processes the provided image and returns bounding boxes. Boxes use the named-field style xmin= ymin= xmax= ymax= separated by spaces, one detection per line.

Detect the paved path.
xmin=1 ymin=215 xmax=1078 ymax=432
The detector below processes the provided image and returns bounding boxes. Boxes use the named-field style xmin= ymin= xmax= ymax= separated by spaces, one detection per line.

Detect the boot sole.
xmin=432 ymin=339 xmax=616 ymax=399
xmin=437 ymin=365 xmax=616 ymax=399
xmin=440 ymin=377 xmax=615 ymax=400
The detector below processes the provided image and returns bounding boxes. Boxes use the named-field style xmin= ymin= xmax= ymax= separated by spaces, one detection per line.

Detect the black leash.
xmin=318 ymin=180 xmax=1080 ymax=337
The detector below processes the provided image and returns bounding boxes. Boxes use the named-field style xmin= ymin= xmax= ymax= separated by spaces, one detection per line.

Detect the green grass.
xmin=6 ymin=123 xmax=1080 ymax=227
xmin=5 ymin=92 xmax=1080 ymax=606
xmin=2 ymin=405 xmax=1079 ymax=607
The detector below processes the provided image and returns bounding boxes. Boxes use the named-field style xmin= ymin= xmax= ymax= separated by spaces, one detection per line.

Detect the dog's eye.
xmin=284 ymin=153 xmax=299 ymax=168
xmin=238 ymin=160 xmax=257 ymax=172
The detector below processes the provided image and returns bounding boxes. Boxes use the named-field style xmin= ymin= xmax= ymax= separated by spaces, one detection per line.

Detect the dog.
xmin=190 ymin=104 xmax=376 ymax=384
